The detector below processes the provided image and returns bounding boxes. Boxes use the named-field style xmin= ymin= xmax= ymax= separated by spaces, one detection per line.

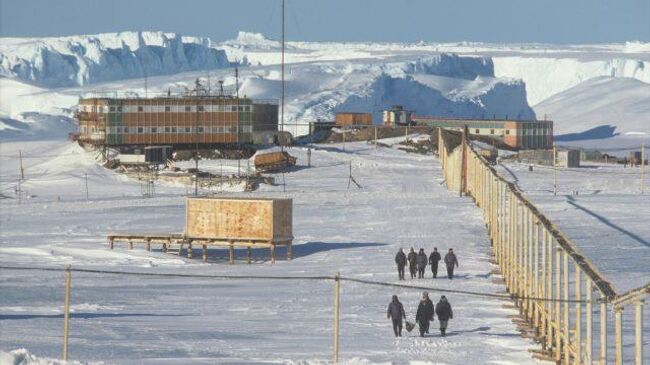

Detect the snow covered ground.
xmin=1 ymin=138 xmax=542 ymax=364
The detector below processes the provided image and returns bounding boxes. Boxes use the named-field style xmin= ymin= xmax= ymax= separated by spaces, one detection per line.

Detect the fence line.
xmin=0 ymin=265 xmax=599 ymax=303
xmin=437 ymin=128 xmax=647 ymax=365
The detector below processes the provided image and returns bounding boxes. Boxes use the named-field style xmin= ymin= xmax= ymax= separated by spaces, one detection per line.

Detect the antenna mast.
xmin=281 ymin=0 xmax=285 ymax=150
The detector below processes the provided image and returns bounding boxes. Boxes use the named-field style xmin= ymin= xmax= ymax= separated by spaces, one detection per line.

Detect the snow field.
xmin=1 ymin=140 xmax=541 ymax=364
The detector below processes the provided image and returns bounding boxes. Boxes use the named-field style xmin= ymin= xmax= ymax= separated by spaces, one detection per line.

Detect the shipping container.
xmin=185 ymin=197 xmax=293 ymax=242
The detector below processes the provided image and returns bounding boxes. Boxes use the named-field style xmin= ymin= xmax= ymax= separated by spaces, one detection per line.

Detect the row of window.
xmin=81 ymin=126 xmax=254 ymax=134
xmin=473 ymin=128 xmax=550 ymax=136
xmin=79 ymin=105 xmax=252 ymax=113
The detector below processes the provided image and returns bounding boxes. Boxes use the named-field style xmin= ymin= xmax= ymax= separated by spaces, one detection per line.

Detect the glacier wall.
xmin=0 ymin=31 xmax=232 ymax=87
xmin=493 ymin=56 xmax=650 ymax=105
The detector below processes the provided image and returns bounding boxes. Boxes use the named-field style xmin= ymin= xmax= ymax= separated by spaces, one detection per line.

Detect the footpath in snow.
xmin=0 ymin=139 xmax=539 ymax=364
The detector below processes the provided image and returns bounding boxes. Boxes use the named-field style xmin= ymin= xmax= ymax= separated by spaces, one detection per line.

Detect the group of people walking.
xmin=395 ymin=247 xmax=459 ymax=280
xmin=387 ymin=293 xmax=453 ymax=337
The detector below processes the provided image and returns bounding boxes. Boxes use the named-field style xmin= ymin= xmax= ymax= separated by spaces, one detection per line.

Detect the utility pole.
xmin=19 ymin=150 xmax=24 ymax=180
xmin=62 ymin=265 xmax=72 ymax=361
xmin=333 ymin=272 xmax=341 ymax=364
xmin=280 ymin=0 xmax=285 ymax=152
xmin=641 ymin=143 xmax=645 ymax=195
xmin=553 ymin=144 xmax=557 ymax=196
xmin=84 ymin=173 xmax=89 ymax=201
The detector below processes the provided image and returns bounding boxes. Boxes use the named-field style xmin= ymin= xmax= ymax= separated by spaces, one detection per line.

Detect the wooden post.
xmin=635 ymin=300 xmax=644 ymax=365
xmin=229 ymin=241 xmax=235 ymax=264
xmin=270 ymin=241 xmax=276 ymax=264
xmin=556 ymin=247 xmax=562 ymax=361
xmin=109 ymin=237 xmax=114 ymax=250
xmin=247 ymin=246 xmax=252 ymax=264
xmin=600 ymin=301 xmax=608 ymax=365
xmin=563 ymin=251 xmax=570 ymax=365
xmin=202 ymin=244 xmax=207 ymax=262
xmin=615 ymin=306 xmax=623 ymax=365
xmin=62 ymin=265 xmax=71 ymax=361
xmin=534 ymin=219 xmax=540 ymax=329
xmin=574 ymin=265 xmax=581 ymax=365
xmin=286 ymin=242 xmax=292 ymax=260
xmin=546 ymin=233 xmax=554 ymax=350
xmin=128 ymin=239 xmax=133 ymax=250
xmin=333 ymin=272 xmax=341 ymax=364
xmin=187 ymin=241 xmax=193 ymax=259
xmin=374 ymin=126 xmax=377 ymax=149
xmin=146 ymin=238 xmax=151 ymax=251
xmin=586 ymin=279 xmax=593 ymax=364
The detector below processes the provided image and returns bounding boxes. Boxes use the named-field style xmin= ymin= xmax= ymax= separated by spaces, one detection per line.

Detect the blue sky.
xmin=1 ymin=0 xmax=649 ymax=43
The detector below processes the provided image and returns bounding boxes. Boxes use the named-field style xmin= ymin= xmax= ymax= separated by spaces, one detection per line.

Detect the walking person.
xmin=444 ymin=248 xmax=459 ymax=279
xmin=407 ymin=248 xmax=417 ymax=279
xmin=395 ymin=248 xmax=407 ymax=280
xmin=429 ymin=247 xmax=441 ymax=278
xmin=387 ymin=295 xmax=406 ymax=337
xmin=415 ymin=292 xmax=434 ymax=337
xmin=435 ymin=295 xmax=453 ymax=337
xmin=416 ymin=248 xmax=427 ymax=278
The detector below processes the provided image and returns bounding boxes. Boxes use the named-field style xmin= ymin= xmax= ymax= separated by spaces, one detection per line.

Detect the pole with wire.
xmin=641 ymin=143 xmax=645 ymax=195
xmin=19 ymin=150 xmax=25 ymax=180
xmin=280 ymin=0 xmax=285 ymax=151
xmin=62 ymin=264 xmax=72 ymax=361
xmin=84 ymin=173 xmax=89 ymax=201
xmin=553 ymin=144 xmax=557 ymax=196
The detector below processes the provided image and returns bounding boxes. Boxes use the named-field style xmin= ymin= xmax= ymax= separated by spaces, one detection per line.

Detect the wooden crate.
xmin=254 ymin=151 xmax=297 ymax=172
xmin=185 ymin=197 xmax=293 ymax=242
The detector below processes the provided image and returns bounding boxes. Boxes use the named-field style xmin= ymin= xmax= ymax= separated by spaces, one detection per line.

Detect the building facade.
xmin=412 ymin=116 xmax=553 ymax=149
xmin=76 ymin=96 xmax=278 ymax=148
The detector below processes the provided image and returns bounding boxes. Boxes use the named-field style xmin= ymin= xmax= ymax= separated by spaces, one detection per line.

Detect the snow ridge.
xmin=0 ymin=31 xmax=232 ymax=87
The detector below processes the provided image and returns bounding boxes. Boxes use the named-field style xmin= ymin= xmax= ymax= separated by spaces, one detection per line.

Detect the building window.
xmin=505 ymin=130 xmax=510 ymax=135
xmin=117 ymin=106 xmax=122 ymax=112
xmin=522 ymin=130 xmax=526 ymax=136
xmin=109 ymin=106 xmax=116 ymax=112
xmin=116 ymin=127 xmax=122 ymax=134
xmin=185 ymin=106 xmax=191 ymax=112
xmin=185 ymin=127 xmax=191 ymax=133
xmin=231 ymin=106 xmax=238 ymax=112
xmin=151 ymin=127 xmax=157 ymax=133
xmin=197 ymin=127 xmax=204 ymax=132
xmin=171 ymin=127 xmax=177 ymax=133
xmin=244 ymin=105 xmax=251 ymax=112
xmin=490 ymin=129 xmax=495 ymax=135
xmin=164 ymin=127 xmax=171 ymax=133
xmin=475 ymin=129 xmax=480 ymax=134
xmin=137 ymin=106 xmax=143 ymax=112
xmin=165 ymin=106 xmax=171 ymax=112
xmin=197 ymin=105 xmax=204 ymax=112
xmin=137 ymin=127 xmax=143 ymax=134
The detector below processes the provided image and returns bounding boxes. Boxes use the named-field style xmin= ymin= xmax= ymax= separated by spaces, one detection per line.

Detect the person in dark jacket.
xmin=407 ymin=248 xmax=417 ymax=279
xmin=444 ymin=248 xmax=459 ymax=279
xmin=387 ymin=295 xmax=406 ymax=337
xmin=435 ymin=295 xmax=453 ymax=336
xmin=429 ymin=247 xmax=441 ymax=278
xmin=415 ymin=292 xmax=434 ymax=337
xmin=395 ymin=249 xmax=407 ymax=280
xmin=416 ymin=248 xmax=427 ymax=278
